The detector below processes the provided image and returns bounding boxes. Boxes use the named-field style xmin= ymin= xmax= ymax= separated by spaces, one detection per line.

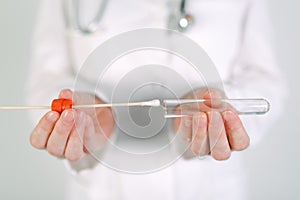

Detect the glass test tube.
xmin=162 ymin=98 xmax=270 ymax=118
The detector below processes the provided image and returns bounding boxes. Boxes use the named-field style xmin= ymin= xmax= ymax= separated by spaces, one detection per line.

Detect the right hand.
xmin=30 ymin=89 xmax=115 ymax=161
xmin=174 ymin=88 xmax=249 ymax=160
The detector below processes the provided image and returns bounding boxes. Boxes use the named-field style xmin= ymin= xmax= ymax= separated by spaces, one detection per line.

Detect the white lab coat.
xmin=27 ymin=0 xmax=285 ymax=199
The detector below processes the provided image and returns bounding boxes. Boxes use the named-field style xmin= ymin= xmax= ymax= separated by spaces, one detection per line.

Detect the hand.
xmin=30 ymin=89 xmax=115 ymax=161
xmin=174 ymin=88 xmax=250 ymax=160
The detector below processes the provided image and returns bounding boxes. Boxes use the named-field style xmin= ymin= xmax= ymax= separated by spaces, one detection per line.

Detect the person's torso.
xmin=63 ymin=1 xmax=249 ymax=199
xmin=66 ymin=0 xmax=248 ymax=83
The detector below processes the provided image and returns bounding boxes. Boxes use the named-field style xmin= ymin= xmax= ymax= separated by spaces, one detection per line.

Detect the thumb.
xmin=58 ymin=89 xmax=73 ymax=100
xmin=203 ymin=89 xmax=224 ymax=108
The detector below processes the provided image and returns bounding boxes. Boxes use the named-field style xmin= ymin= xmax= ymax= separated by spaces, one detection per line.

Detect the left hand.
xmin=30 ymin=89 xmax=115 ymax=161
xmin=174 ymin=88 xmax=250 ymax=160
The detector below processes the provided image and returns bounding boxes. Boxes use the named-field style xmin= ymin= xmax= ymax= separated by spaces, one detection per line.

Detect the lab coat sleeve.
xmin=26 ymin=0 xmax=74 ymax=121
xmin=26 ymin=0 xmax=103 ymax=174
xmin=27 ymin=0 xmax=105 ymax=122
xmin=223 ymin=0 xmax=287 ymax=145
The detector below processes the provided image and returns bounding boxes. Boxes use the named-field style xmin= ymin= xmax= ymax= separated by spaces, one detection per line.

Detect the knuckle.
xmin=55 ymin=126 xmax=71 ymax=136
xmin=39 ymin=126 xmax=50 ymax=136
xmin=30 ymin=125 xmax=51 ymax=149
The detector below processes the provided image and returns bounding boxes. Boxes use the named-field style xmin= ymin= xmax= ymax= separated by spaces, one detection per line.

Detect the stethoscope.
xmin=72 ymin=0 xmax=193 ymax=34
xmin=170 ymin=0 xmax=194 ymax=32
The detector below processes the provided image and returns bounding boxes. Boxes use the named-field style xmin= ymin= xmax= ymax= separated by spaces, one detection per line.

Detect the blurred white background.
xmin=0 ymin=0 xmax=299 ymax=199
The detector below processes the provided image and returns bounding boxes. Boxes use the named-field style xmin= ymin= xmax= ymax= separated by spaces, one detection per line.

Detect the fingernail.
xmin=62 ymin=110 xmax=75 ymax=124
xmin=46 ymin=112 xmax=59 ymax=122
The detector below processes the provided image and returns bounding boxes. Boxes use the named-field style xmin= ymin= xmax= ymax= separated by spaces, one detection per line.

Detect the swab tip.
xmin=151 ymin=99 xmax=161 ymax=107
xmin=142 ymin=99 xmax=161 ymax=107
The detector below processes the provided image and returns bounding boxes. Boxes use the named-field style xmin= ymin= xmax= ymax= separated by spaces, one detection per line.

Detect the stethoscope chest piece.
xmin=178 ymin=13 xmax=193 ymax=31
xmin=168 ymin=0 xmax=193 ymax=32
xmin=168 ymin=12 xmax=194 ymax=32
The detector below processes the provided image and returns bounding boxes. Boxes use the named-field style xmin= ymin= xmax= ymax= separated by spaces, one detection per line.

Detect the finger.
xmin=64 ymin=111 xmax=85 ymax=161
xmin=177 ymin=115 xmax=193 ymax=143
xmin=58 ymin=89 xmax=73 ymax=99
xmin=83 ymin=115 xmax=100 ymax=153
xmin=222 ymin=111 xmax=250 ymax=151
xmin=191 ymin=112 xmax=209 ymax=156
xmin=30 ymin=111 xmax=60 ymax=149
xmin=96 ymin=107 xmax=115 ymax=138
xmin=203 ymin=89 xmax=224 ymax=108
xmin=207 ymin=111 xmax=231 ymax=160
xmin=174 ymin=109 xmax=183 ymax=131
xmin=46 ymin=110 xmax=75 ymax=157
